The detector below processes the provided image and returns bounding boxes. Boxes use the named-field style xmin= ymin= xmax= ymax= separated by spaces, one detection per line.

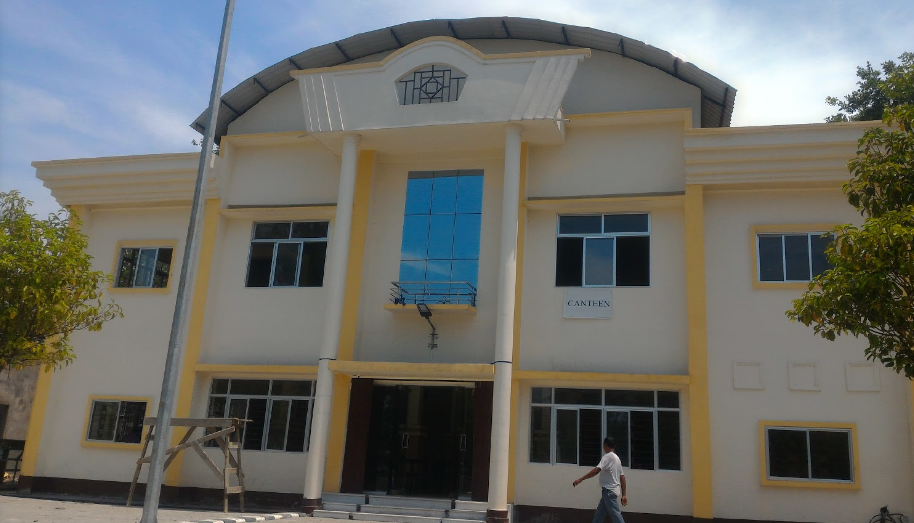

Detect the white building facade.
xmin=22 ymin=18 xmax=914 ymax=523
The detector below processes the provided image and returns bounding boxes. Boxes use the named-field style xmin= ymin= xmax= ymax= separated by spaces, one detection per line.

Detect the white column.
xmin=487 ymin=125 xmax=522 ymax=521
xmin=303 ymin=134 xmax=360 ymax=506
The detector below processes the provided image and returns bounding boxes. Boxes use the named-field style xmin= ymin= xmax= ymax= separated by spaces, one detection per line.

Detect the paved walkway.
xmin=0 ymin=495 xmax=343 ymax=523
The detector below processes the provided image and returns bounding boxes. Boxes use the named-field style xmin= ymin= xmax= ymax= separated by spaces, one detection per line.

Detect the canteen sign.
xmin=563 ymin=288 xmax=612 ymax=319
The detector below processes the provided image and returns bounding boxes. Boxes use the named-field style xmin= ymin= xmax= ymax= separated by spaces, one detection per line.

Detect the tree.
xmin=825 ymin=53 xmax=914 ymax=122
xmin=790 ymin=53 xmax=914 ymax=377
xmin=1 ymin=191 xmax=122 ymax=371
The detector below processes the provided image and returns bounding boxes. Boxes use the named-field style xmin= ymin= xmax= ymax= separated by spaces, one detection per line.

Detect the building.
xmin=22 ymin=17 xmax=914 ymax=523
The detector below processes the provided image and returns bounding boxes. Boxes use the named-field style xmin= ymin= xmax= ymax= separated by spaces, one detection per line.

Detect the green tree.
xmin=1 ymin=191 xmax=122 ymax=371
xmin=790 ymin=53 xmax=914 ymax=377
xmin=825 ymin=53 xmax=914 ymax=122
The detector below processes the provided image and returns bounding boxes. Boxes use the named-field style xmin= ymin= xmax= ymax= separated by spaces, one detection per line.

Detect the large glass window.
xmin=245 ymin=221 xmax=328 ymax=288
xmin=399 ymin=170 xmax=484 ymax=288
xmin=85 ymin=399 xmax=147 ymax=444
xmin=757 ymin=232 xmax=834 ymax=283
xmin=530 ymin=387 xmax=680 ymax=471
xmin=206 ymin=379 xmax=315 ymax=452
xmin=765 ymin=425 xmax=854 ymax=482
xmin=115 ymin=247 xmax=173 ymax=288
xmin=555 ymin=214 xmax=650 ymax=287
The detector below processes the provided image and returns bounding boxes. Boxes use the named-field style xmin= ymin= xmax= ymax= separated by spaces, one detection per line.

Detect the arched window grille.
xmin=397 ymin=64 xmax=467 ymax=105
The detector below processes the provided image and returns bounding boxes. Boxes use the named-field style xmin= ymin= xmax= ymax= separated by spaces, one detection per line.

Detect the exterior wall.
xmin=0 ymin=367 xmax=39 ymax=440
xmin=223 ymin=142 xmax=340 ymax=207
xmin=704 ymin=188 xmax=914 ymax=522
xmin=226 ymin=82 xmax=307 ymax=136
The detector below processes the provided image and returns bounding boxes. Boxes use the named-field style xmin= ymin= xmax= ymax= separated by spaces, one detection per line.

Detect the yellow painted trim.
xmin=81 ymin=395 xmax=153 ymax=450
xmin=220 ymin=131 xmax=314 ymax=147
xmin=328 ymin=360 xmax=495 ymax=381
xmin=507 ymin=143 xmax=528 ymax=504
xmin=195 ymin=364 xmax=319 ymax=376
xmin=513 ymin=370 xmax=690 ymax=386
xmin=507 ymin=379 xmax=520 ymax=503
xmin=758 ymin=420 xmax=861 ymax=490
xmin=525 ymin=193 xmax=684 ymax=211
xmin=383 ymin=303 xmax=476 ymax=314
xmin=567 ymin=108 xmax=693 ymax=129
xmin=685 ymin=119 xmax=878 ymax=137
xmin=108 ymin=239 xmax=179 ymax=294
xmin=323 ymin=373 xmax=353 ymax=492
xmin=164 ymin=198 xmax=221 ymax=487
xmin=290 ymin=37 xmax=591 ymax=76
xmin=685 ymin=185 xmax=713 ymax=519
xmin=750 ymin=224 xmax=838 ymax=290
xmin=219 ymin=205 xmax=336 ymax=221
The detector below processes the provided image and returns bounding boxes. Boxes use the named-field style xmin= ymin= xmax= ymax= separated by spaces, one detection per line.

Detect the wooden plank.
xmin=136 ymin=428 xmax=234 ymax=464
xmin=144 ymin=417 xmax=249 ymax=428
xmin=191 ymin=441 xmax=223 ymax=479
xmin=163 ymin=426 xmax=197 ymax=469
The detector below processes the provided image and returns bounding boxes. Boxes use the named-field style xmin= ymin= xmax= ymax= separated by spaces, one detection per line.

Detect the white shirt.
xmin=597 ymin=451 xmax=623 ymax=496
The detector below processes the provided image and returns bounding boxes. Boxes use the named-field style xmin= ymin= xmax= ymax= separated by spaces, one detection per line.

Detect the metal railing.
xmin=390 ymin=281 xmax=477 ymax=306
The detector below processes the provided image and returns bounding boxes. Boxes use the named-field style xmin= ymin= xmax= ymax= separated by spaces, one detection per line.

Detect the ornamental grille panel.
xmin=397 ymin=65 xmax=466 ymax=105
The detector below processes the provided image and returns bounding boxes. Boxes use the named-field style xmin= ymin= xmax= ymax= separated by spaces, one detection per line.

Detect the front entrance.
xmin=340 ymin=379 xmax=492 ymax=500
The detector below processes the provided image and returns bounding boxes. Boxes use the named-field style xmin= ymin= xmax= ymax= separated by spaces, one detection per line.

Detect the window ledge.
xmin=753 ymin=281 xmax=813 ymax=290
xmin=107 ymin=286 xmax=172 ymax=294
xmin=81 ymin=440 xmax=145 ymax=450
xmin=384 ymin=303 xmax=476 ymax=315
xmin=761 ymin=478 xmax=860 ymax=490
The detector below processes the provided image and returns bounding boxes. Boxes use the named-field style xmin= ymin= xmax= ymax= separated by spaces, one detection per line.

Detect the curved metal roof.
xmin=193 ymin=17 xmax=737 ymax=141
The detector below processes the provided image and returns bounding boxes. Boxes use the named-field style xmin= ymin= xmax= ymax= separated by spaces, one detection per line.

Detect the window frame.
xmin=109 ymin=240 xmax=178 ymax=293
xmin=81 ymin=395 xmax=151 ymax=449
xmin=206 ymin=378 xmax=316 ymax=453
xmin=530 ymin=386 xmax=681 ymax=471
xmin=759 ymin=420 xmax=860 ymax=489
xmin=555 ymin=213 xmax=651 ymax=288
xmin=244 ymin=221 xmax=330 ymax=289
xmin=750 ymin=224 xmax=837 ymax=289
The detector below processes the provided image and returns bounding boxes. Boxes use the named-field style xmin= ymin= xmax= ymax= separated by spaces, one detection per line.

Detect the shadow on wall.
xmin=1 ymin=366 xmax=39 ymax=488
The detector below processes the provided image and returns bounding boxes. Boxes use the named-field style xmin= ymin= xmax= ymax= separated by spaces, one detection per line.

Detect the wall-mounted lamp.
xmin=416 ymin=303 xmax=438 ymax=350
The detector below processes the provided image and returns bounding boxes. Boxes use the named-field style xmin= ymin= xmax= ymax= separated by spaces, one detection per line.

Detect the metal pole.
xmin=139 ymin=1 xmax=234 ymax=521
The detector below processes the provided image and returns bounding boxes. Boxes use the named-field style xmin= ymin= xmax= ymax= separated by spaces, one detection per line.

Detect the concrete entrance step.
xmin=366 ymin=495 xmax=453 ymax=510
xmin=319 ymin=493 xmax=508 ymax=523
xmin=351 ymin=513 xmax=479 ymax=523
xmin=312 ymin=509 xmax=352 ymax=520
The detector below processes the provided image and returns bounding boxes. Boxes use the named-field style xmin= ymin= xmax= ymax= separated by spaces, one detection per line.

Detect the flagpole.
xmin=140 ymin=1 xmax=234 ymax=521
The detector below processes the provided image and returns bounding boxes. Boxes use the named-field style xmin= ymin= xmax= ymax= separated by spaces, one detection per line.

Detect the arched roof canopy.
xmin=192 ymin=17 xmax=737 ymax=142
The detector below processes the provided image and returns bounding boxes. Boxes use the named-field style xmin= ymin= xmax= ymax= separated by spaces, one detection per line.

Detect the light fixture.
xmin=416 ymin=303 xmax=438 ymax=350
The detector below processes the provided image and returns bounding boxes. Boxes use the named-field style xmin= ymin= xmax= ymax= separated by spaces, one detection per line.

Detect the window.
xmin=530 ymin=387 xmax=680 ymax=470
xmin=757 ymin=232 xmax=833 ymax=283
xmin=115 ymin=247 xmax=173 ymax=288
xmin=245 ymin=222 xmax=329 ymax=288
xmin=206 ymin=379 xmax=315 ymax=452
xmin=555 ymin=214 xmax=650 ymax=287
xmin=398 ymin=170 xmax=484 ymax=290
xmin=763 ymin=425 xmax=855 ymax=484
xmin=397 ymin=64 xmax=466 ymax=105
xmin=85 ymin=399 xmax=147 ymax=444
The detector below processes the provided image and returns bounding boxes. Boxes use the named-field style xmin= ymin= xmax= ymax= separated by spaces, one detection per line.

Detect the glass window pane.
xmin=428 ymin=214 xmax=456 ymax=259
xmin=529 ymin=406 xmax=552 ymax=463
xmin=784 ymin=234 xmax=811 ymax=281
xmin=246 ymin=243 xmax=274 ymax=287
xmin=266 ymin=400 xmax=290 ymax=451
xmin=87 ymin=401 xmax=119 ymax=441
xmin=272 ymin=243 xmax=301 ymax=287
xmin=605 ymin=411 xmax=630 ymax=468
xmin=228 ymin=398 xmax=248 ymax=420
xmin=555 ymin=388 xmax=602 ymax=405
xmin=584 ymin=238 xmax=614 ymax=286
xmin=605 ymin=390 xmax=654 ymax=408
xmin=556 ymin=237 xmax=584 ymax=287
xmin=271 ymin=380 xmax=312 ymax=397
xmin=207 ymin=397 xmax=226 ymax=418
xmin=809 ymin=430 xmax=852 ymax=481
xmin=555 ymin=409 xmax=578 ymax=464
xmin=426 ymin=260 xmax=451 ymax=281
xmin=230 ymin=380 xmax=270 ymax=395
xmin=456 ymin=173 xmax=484 ymax=214
xmin=604 ymin=214 xmax=649 ymax=233
xmin=431 ymin=174 xmax=458 ymax=214
xmin=810 ymin=233 xmax=834 ymax=278
xmin=399 ymin=260 xmax=426 ymax=282
xmin=291 ymin=221 xmax=329 ymax=239
xmin=758 ymin=235 xmax=785 ymax=282
xmin=135 ymin=248 xmax=158 ymax=287
xmin=451 ymin=260 xmax=479 ymax=288
xmin=115 ymin=401 xmax=147 ymax=444
xmin=453 ymin=214 xmax=482 ymax=260
xmin=767 ymin=428 xmax=809 ymax=479
xmin=532 ymin=387 xmax=553 ymax=404
xmin=254 ymin=222 xmax=291 ymax=239
xmin=243 ymin=398 xmax=268 ymax=451
xmin=153 ymin=248 xmax=173 ymax=288
xmin=400 ymin=215 xmax=430 ymax=261
xmin=211 ymin=379 xmax=229 ymax=395
xmin=117 ymin=248 xmax=139 ymax=287
xmin=615 ymin=236 xmax=650 ymax=286
xmin=405 ymin=175 xmax=433 ymax=215
xmin=630 ymin=410 xmax=655 ymax=470
xmin=559 ymin=215 xmax=602 ymax=235
xmin=657 ymin=411 xmax=681 ymax=470
xmin=286 ymin=400 xmax=310 ymax=452
xmin=656 ymin=391 xmax=679 ymax=409
xmin=298 ymin=242 xmax=327 ymax=287
xmin=578 ymin=409 xmax=603 ymax=466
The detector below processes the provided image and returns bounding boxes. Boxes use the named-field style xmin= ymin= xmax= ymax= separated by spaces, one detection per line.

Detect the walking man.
xmin=572 ymin=437 xmax=627 ymax=523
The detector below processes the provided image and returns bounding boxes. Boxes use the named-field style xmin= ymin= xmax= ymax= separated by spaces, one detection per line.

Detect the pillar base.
xmin=485 ymin=509 xmax=510 ymax=523
xmin=300 ymin=497 xmax=322 ymax=514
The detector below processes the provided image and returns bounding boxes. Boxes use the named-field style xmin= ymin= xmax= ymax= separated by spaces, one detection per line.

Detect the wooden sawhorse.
xmin=127 ymin=417 xmax=247 ymax=512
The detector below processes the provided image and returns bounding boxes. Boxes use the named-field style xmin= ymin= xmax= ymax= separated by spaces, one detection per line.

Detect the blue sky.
xmin=1 ymin=0 xmax=912 ymax=217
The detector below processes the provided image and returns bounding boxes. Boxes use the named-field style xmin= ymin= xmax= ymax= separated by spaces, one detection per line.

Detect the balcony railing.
xmin=390 ymin=281 xmax=477 ymax=307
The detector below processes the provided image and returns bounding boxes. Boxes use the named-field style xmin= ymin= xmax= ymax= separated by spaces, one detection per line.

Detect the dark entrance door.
xmin=362 ymin=384 xmax=475 ymax=498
